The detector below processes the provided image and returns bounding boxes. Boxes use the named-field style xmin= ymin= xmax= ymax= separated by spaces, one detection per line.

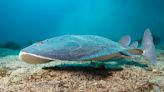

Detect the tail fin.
xmin=142 ymin=28 xmax=157 ymax=65
xmin=119 ymin=35 xmax=131 ymax=47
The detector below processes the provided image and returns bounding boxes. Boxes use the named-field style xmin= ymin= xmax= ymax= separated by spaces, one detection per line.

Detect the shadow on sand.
xmin=42 ymin=59 xmax=148 ymax=79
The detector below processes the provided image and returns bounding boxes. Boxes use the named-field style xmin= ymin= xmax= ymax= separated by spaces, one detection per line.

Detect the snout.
xmin=19 ymin=51 xmax=52 ymax=64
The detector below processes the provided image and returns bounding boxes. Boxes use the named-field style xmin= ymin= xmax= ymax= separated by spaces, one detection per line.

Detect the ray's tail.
xmin=142 ymin=28 xmax=157 ymax=65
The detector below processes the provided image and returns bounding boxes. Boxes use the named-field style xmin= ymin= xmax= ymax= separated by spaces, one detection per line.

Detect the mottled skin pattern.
xmin=22 ymin=35 xmax=133 ymax=61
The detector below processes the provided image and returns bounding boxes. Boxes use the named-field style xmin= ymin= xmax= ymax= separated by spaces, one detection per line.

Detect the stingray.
xmin=19 ymin=29 xmax=156 ymax=65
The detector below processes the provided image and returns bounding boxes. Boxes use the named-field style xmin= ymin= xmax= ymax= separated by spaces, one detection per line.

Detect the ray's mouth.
xmin=19 ymin=51 xmax=53 ymax=64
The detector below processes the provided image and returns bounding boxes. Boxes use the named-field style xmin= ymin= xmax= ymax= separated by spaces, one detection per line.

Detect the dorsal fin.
xmin=119 ymin=35 xmax=131 ymax=47
xmin=130 ymin=41 xmax=138 ymax=48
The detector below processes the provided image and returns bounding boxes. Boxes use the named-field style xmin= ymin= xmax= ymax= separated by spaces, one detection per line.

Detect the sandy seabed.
xmin=0 ymin=48 xmax=163 ymax=92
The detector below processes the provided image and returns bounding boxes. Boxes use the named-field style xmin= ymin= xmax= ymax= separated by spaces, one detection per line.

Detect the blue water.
xmin=0 ymin=0 xmax=163 ymax=48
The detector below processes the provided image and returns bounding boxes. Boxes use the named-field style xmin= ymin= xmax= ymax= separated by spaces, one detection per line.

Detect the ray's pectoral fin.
xmin=88 ymin=53 xmax=129 ymax=61
xmin=87 ymin=53 xmax=117 ymax=61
